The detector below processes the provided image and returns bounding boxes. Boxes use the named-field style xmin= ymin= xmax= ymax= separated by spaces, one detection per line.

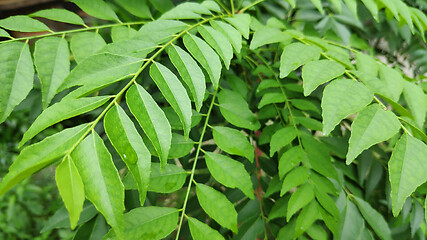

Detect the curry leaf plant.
xmin=0 ymin=0 xmax=426 ymax=239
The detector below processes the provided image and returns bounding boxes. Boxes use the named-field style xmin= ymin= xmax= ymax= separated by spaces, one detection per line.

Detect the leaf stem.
xmin=175 ymin=87 xmax=219 ymax=240
xmin=239 ymin=0 xmax=265 ymax=13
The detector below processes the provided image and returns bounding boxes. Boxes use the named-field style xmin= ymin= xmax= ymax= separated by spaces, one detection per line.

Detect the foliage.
xmin=0 ymin=0 xmax=426 ymax=239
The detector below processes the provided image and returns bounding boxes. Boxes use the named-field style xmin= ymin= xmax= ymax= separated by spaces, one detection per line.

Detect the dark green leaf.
xmin=354 ymin=196 xmax=392 ymax=240
xmin=70 ymin=0 xmax=119 ymax=21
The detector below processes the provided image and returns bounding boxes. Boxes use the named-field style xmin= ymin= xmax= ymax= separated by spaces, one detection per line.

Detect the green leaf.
xmin=30 ymin=8 xmax=85 ymax=25
xmin=250 ymin=27 xmax=291 ymax=50
xmin=280 ymin=167 xmax=309 ymax=196
xmin=355 ymin=52 xmax=378 ymax=77
xmin=309 ymin=0 xmax=325 ymax=15
xmin=295 ymin=201 xmax=320 ymax=238
xmin=270 ymin=126 xmax=298 ymax=157
xmin=212 ymin=126 xmax=254 ymax=162
xmin=302 ymin=60 xmax=345 ymax=96
xmin=379 ymin=0 xmax=399 ymax=20
xmin=361 ymin=0 xmax=378 ymax=21
xmin=346 ymin=104 xmax=401 ymax=164
xmin=225 ymin=14 xmax=251 ymax=39
xmin=70 ymin=32 xmax=106 ymax=64
xmin=71 ymin=132 xmax=125 ymax=239
xmin=302 ymin=134 xmax=338 ymax=180
xmin=114 ymin=0 xmax=151 ymax=18
xmin=126 ymin=84 xmax=171 ymax=168
xmin=100 ymin=40 xmax=157 ymax=58
xmin=388 ymin=134 xmax=427 ymax=216
xmin=0 ymin=42 xmax=34 ymax=124
xmin=354 ymin=197 xmax=392 ymax=240
xmin=196 ymin=184 xmax=238 ymax=233
xmin=278 ymin=146 xmax=304 ymax=179
xmin=55 ymin=156 xmax=85 ymax=229
xmin=70 ymin=0 xmax=119 ymax=21
xmin=201 ymin=1 xmax=221 ymax=12
xmin=395 ymin=0 xmax=414 ymax=33
xmin=340 ymin=200 xmax=365 ymax=239
xmin=104 ymin=207 xmax=179 ymax=239
xmin=205 ymin=152 xmax=254 ymax=199
xmin=59 ymin=53 xmax=142 ymax=92
xmin=343 ymin=0 xmax=358 ymax=20
xmin=268 ymin=195 xmax=290 ymax=221
xmin=41 ymin=203 xmax=97 ymax=232
xmin=135 ymin=20 xmax=186 ymax=44
xmin=148 ymin=0 xmax=174 ymax=13
xmin=183 ymin=33 xmax=221 ymax=89
xmin=291 ymin=99 xmax=320 ymax=114
xmin=111 ymin=26 xmax=137 ymax=42
xmin=313 ymin=187 xmax=339 ymax=219
xmin=0 ymin=15 xmax=51 ymax=32
xmin=0 ymin=124 xmax=89 ymax=197
xmin=73 ymin=214 xmax=108 ymax=240
xmin=280 ymin=43 xmax=321 ymax=78
xmin=287 ymin=183 xmax=315 ymax=221
xmin=160 ymin=2 xmax=211 ymax=20
xmin=168 ymin=133 xmax=194 ymax=159
xmin=188 ymin=217 xmax=225 ymax=240
xmin=34 ymin=37 xmax=70 ymax=109
xmin=258 ymin=92 xmax=285 ymax=109
xmin=149 ymin=62 xmax=192 ymax=138
xmin=198 ymin=25 xmax=233 ymax=69
xmin=378 ymin=65 xmax=404 ymax=102
xmin=0 ymin=28 xmax=11 ymax=38
xmin=19 ymin=96 xmax=111 ymax=147
xmin=167 ymin=45 xmax=205 ymax=111
xmin=217 ymin=89 xmax=261 ymax=130
xmin=104 ymin=105 xmax=151 ymax=204
xmin=210 ymin=20 xmax=242 ymax=53
xmin=403 ymin=82 xmax=426 ymax=129
xmin=321 ymin=78 xmax=373 ymax=135
xmin=329 ymin=0 xmax=342 ymax=12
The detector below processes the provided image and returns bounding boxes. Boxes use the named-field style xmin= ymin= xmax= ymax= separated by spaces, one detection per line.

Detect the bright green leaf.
xmin=280 ymin=167 xmax=309 ymax=196
xmin=0 ymin=124 xmax=89 ymax=197
xmin=196 ymin=184 xmax=238 ymax=233
xmin=71 ymin=132 xmax=125 ymax=239
xmin=126 ymin=84 xmax=171 ymax=168
xmin=270 ymin=126 xmax=298 ymax=157
xmin=70 ymin=0 xmax=119 ymax=21
xmin=0 ymin=42 xmax=34 ymax=124
xmin=114 ymin=0 xmax=151 ymax=18
xmin=361 ymin=0 xmax=378 ymax=21
xmin=150 ymin=62 xmax=192 ymax=138
xmin=55 ymin=156 xmax=85 ymax=229
xmin=198 ymin=25 xmax=233 ymax=69
xmin=100 ymin=40 xmax=157 ymax=58
xmin=188 ymin=217 xmax=225 ymax=240
xmin=149 ymin=163 xmax=186 ymax=193
xmin=258 ymin=92 xmax=285 ymax=109
xmin=347 ymin=104 xmax=401 ymax=164
xmin=250 ymin=27 xmax=291 ymax=50
xmin=295 ymin=200 xmax=320 ymax=238
xmin=225 ymin=14 xmax=251 ymax=39
xmin=287 ymin=183 xmax=315 ymax=221
xmin=389 ymin=134 xmax=427 ymax=216
xmin=403 ymin=81 xmax=426 ymax=129
xmin=321 ymin=78 xmax=373 ymax=135
xmin=210 ymin=20 xmax=242 ymax=53
xmin=111 ymin=26 xmax=137 ymax=42
xmin=0 ymin=28 xmax=11 ymax=38
xmin=205 ymin=152 xmax=254 ymax=199
xmin=148 ymin=0 xmax=174 ymax=13
xmin=104 ymin=105 xmax=151 ymax=204
xmin=310 ymin=0 xmax=325 ymax=15
xmin=302 ymin=60 xmax=345 ymax=96
xmin=70 ymin=32 xmax=106 ymax=64
xmin=59 ymin=53 xmax=142 ymax=92
xmin=280 ymin=43 xmax=321 ymax=78
xmin=19 ymin=96 xmax=111 ymax=147
xmin=167 ymin=45 xmax=205 ymax=111
xmin=0 ymin=15 xmax=51 ymax=32
xmin=278 ymin=146 xmax=304 ymax=179
xmin=212 ymin=126 xmax=254 ymax=162
xmin=160 ymin=2 xmax=211 ymax=20
xmin=135 ymin=20 xmax=186 ymax=44
xmin=30 ymin=8 xmax=85 ymax=25
xmin=183 ymin=33 xmax=221 ymax=89
xmin=34 ymin=37 xmax=70 ymax=109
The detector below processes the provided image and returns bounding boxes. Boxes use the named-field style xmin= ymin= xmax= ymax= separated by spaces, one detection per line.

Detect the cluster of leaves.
xmin=0 ymin=0 xmax=426 ymax=239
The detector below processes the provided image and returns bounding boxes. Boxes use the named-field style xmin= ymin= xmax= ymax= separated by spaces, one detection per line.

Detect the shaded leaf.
xmin=198 ymin=25 xmax=233 ymax=69
xmin=205 ymin=152 xmax=254 ymax=199
xmin=114 ymin=0 xmax=151 ymax=18
xmin=19 ymin=96 xmax=111 ymax=147
xmin=295 ymin=200 xmax=320 ymax=238
xmin=71 ymin=132 xmax=125 ymax=239
xmin=0 ymin=42 xmax=34 ymax=124
xmin=258 ymin=92 xmax=285 ymax=109
xmin=41 ymin=203 xmax=97 ymax=232
xmin=354 ymin=196 xmax=392 ymax=240
xmin=70 ymin=0 xmax=119 ymax=21
xmin=104 ymin=105 xmax=151 ymax=204
xmin=339 ymin=200 xmax=365 ymax=239
xmin=34 ymin=37 xmax=70 ymax=109
xmin=389 ymin=134 xmax=427 ymax=216
xmin=347 ymin=104 xmax=401 ymax=164
xmin=196 ymin=184 xmax=238 ymax=232
xmin=126 ymin=84 xmax=171 ymax=168
xmin=270 ymin=126 xmax=298 ymax=157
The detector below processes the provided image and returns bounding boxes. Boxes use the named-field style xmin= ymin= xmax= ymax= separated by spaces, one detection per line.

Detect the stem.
xmin=239 ymin=0 xmax=265 ymax=13
xmin=0 ymin=21 xmax=147 ymax=44
xmin=230 ymin=0 xmax=235 ymax=14
xmin=175 ymin=87 xmax=219 ymax=240
xmin=64 ymin=14 xmax=227 ymax=157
